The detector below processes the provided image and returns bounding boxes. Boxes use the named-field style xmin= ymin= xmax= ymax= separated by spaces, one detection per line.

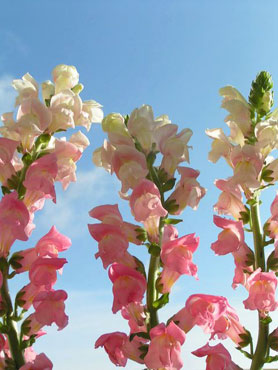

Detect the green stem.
xmin=1 ymin=266 xmax=24 ymax=368
xmin=146 ymin=254 xmax=160 ymax=329
xmin=250 ymin=194 xmax=268 ymax=370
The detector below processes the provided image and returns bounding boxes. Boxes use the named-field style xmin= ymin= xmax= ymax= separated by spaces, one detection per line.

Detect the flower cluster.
xmin=208 ymin=71 xmax=278 ymax=368
xmin=0 ymin=65 xmax=103 ymax=368
xmin=90 ymin=105 xmax=243 ymax=369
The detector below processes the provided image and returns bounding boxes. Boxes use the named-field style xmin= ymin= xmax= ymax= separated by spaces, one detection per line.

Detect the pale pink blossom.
xmin=95 ymin=332 xmax=128 ymax=367
xmin=230 ymin=144 xmax=263 ymax=189
xmin=130 ymin=179 xmax=167 ymax=242
xmin=0 ymin=192 xmax=30 ymax=256
xmin=243 ymin=268 xmax=278 ymax=317
xmin=219 ymin=85 xmax=252 ymax=137
xmin=211 ymin=216 xmax=244 ymax=255
xmin=127 ymin=105 xmax=156 ymax=153
xmin=92 ymin=139 xmax=115 ymax=173
xmin=69 ymin=131 xmax=90 ymax=152
xmin=35 ymin=226 xmax=71 ymax=257
xmin=206 ymin=128 xmax=233 ymax=164
xmin=77 ymin=100 xmax=103 ymax=130
xmin=17 ymin=98 xmax=52 ymax=132
xmin=266 ymin=193 xmax=278 ymax=251
xmin=214 ymin=179 xmax=245 ymax=220
xmin=52 ymin=64 xmax=79 ymax=94
xmin=112 ymin=145 xmax=148 ymax=193
xmin=108 ymin=263 xmax=146 ymax=313
xmin=144 ymin=322 xmax=186 ymax=370
xmin=123 ymin=336 xmax=145 ymax=364
xmin=29 ymin=257 xmax=67 ymax=290
xmin=162 ymin=224 xmax=179 ymax=244
xmin=19 ymin=352 xmax=53 ymax=370
xmin=22 ymin=313 xmax=44 ymax=337
xmin=168 ymin=167 xmax=206 ymax=215
xmin=232 ymin=243 xmax=254 ymax=289
xmin=192 ymin=342 xmax=240 ymax=370
xmin=33 ymin=290 xmax=68 ymax=330
xmin=12 ymin=73 xmax=38 ymax=105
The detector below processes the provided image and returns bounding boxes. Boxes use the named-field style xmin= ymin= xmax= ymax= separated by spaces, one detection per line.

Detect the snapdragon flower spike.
xmin=243 ymin=268 xmax=278 ymax=317
xmin=144 ymin=322 xmax=186 ymax=370
xmin=129 ymin=179 xmax=167 ymax=242
xmin=192 ymin=342 xmax=240 ymax=370
xmin=159 ymin=233 xmax=199 ymax=293
xmin=108 ymin=263 xmax=147 ymax=313
xmin=211 ymin=215 xmax=245 ymax=255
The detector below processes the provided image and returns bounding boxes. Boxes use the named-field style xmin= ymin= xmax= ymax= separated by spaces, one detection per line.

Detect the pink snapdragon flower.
xmin=230 ymin=144 xmax=263 ymax=190
xmin=266 ymin=193 xmax=278 ymax=251
xmin=173 ymin=294 xmax=246 ymax=344
xmin=23 ymin=153 xmax=58 ymax=207
xmin=29 ymin=257 xmax=67 ymax=290
xmin=19 ymin=352 xmax=53 ymax=370
xmin=17 ymin=98 xmax=52 ymax=132
xmin=192 ymin=343 xmax=240 ymax=370
xmin=112 ymin=145 xmax=148 ymax=194
xmin=130 ymin=179 xmax=167 ymax=242
xmin=144 ymin=322 xmax=186 ymax=370
xmin=232 ymin=243 xmax=254 ymax=289
xmin=155 ymin=123 xmax=192 ymax=175
xmin=17 ymin=283 xmax=46 ymax=310
xmin=0 ymin=192 xmax=30 ymax=256
xmin=121 ymin=302 xmax=147 ymax=333
xmin=95 ymin=332 xmax=128 ymax=367
xmin=214 ymin=179 xmax=245 ymax=220
xmin=159 ymin=233 xmax=199 ymax=293
xmin=168 ymin=167 xmax=206 ymax=215
xmin=0 ymin=138 xmax=19 ymax=186
xmin=14 ymin=248 xmax=38 ymax=273
xmin=211 ymin=216 xmax=244 ymax=255
xmin=206 ymin=128 xmax=233 ymax=165
xmin=243 ymin=268 xmax=278 ymax=317
xmin=108 ymin=263 xmax=146 ymax=313
xmin=33 ymin=290 xmax=68 ymax=330
xmin=35 ymin=226 xmax=71 ymax=257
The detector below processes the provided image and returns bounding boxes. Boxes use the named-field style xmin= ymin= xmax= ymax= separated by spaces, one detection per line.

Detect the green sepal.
xmin=260 ymin=167 xmax=274 ymax=183
xmin=21 ymin=319 xmax=31 ymax=336
xmin=163 ymin=218 xmax=183 ymax=225
xmin=44 ymin=98 xmax=51 ymax=107
xmin=21 ymin=153 xmax=32 ymax=166
xmin=264 ymin=355 xmax=278 ymax=363
xmin=146 ymin=151 xmax=157 ymax=167
xmin=133 ymin=256 xmax=147 ymax=279
xmin=20 ymin=334 xmax=36 ymax=350
xmin=245 ymin=251 xmax=255 ymax=266
xmin=260 ymin=316 xmax=272 ymax=325
xmin=129 ymin=331 xmax=150 ymax=342
xmin=35 ymin=133 xmax=51 ymax=150
xmin=0 ymin=324 xmax=9 ymax=334
xmin=0 ymin=257 xmax=8 ymax=272
xmin=164 ymin=198 xmax=179 ymax=214
xmin=267 ymin=251 xmax=278 ymax=271
xmin=124 ymin=115 xmax=129 ymax=126
xmin=157 ymin=168 xmax=169 ymax=184
xmin=153 ymin=293 xmax=169 ymax=310
xmin=9 ymin=252 xmax=24 ymax=270
xmin=162 ymin=178 xmax=176 ymax=193
xmin=15 ymin=291 xmax=26 ymax=308
xmin=35 ymin=150 xmax=50 ymax=159
xmin=7 ymin=174 xmax=20 ymax=190
xmin=238 ymin=329 xmax=252 ymax=348
xmin=1 ymin=186 xmax=11 ymax=195
xmin=239 ymin=210 xmax=250 ymax=225
xmin=236 ymin=346 xmax=253 ymax=359
xmin=269 ymin=332 xmax=278 ymax=351
xmin=148 ymin=243 xmax=161 ymax=257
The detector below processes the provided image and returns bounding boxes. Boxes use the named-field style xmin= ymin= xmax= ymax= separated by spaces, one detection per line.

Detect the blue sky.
xmin=1 ymin=1 xmax=278 ymax=369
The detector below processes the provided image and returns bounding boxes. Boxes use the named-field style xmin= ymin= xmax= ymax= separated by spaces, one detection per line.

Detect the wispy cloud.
xmin=0 ymin=74 xmax=16 ymax=114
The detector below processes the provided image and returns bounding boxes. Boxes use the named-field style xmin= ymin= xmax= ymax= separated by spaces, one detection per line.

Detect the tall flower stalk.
xmin=0 ymin=65 xmax=103 ymax=368
xmin=208 ymin=71 xmax=278 ymax=369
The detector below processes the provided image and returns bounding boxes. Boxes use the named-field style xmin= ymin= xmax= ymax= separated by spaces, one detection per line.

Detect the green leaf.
xmin=265 ymin=355 xmax=278 ymax=363
xmin=153 ymin=293 xmax=169 ymax=310
xmin=146 ymin=151 xmax=156 ymax=167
